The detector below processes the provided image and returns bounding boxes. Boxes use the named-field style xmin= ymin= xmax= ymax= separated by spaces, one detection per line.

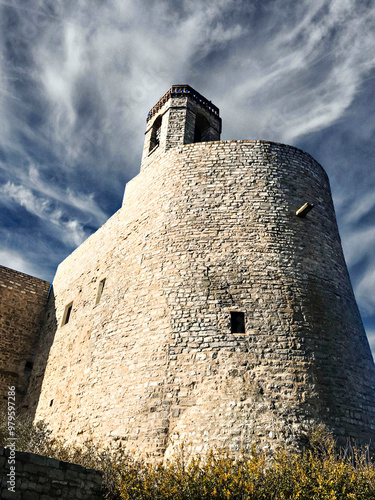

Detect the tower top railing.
xmin=147 ymin=85 xmax=220 ymax=122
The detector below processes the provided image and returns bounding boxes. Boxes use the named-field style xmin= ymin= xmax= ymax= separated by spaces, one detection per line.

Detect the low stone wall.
xmin=0 ymin=446 xmax=103 ymax=499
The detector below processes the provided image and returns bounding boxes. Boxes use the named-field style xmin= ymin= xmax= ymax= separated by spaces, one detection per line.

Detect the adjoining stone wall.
xmin=0 ymin=266 xmax=50 ymax=414
xmin=0 ymin=446 xmax=102 ymax=499
xmin=28 ymin=140 xmax=375 ymax=460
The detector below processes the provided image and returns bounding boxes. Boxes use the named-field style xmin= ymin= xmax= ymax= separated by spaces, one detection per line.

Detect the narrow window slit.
xmin=62 ymin=302 xmax=73 ymax=326
xmin=231 ymin=311 xmax=245 ymax=333
xmin=95 ymin=278 xmax=106 ymax=305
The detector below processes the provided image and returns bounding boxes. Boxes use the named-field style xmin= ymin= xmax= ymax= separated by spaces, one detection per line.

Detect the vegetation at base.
xmin=1 ymin=418 xmax=375 ymax=499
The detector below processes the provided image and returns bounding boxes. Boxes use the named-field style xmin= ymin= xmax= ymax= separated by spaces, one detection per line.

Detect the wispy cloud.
xmin=26 ymin=166 xmax=107 ymax=224
xmin=1 ymin=181 xmax=86 ymax=246
xmin=332 ymin=173 xmax=375 ymax=332
xmin=341 ymin=226 xmax=375 ymax=268
xmin=0 ymin=248 xmax=39 ymax=277
xmin=217 ymin=0 xmax=375 ymax=143
xmin=344 ymin=191 xmax=375 ymax=226
xmin=367 ymin=329 xmax=375 ymax=358
xmin=356 ymin=265 xmax=375 ymax=317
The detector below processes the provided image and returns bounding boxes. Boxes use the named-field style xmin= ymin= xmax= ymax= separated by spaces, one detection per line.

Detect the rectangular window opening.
xmin=25 ymin=361 xmax=33 ymax=371
xmin=231 ymin=311 xmax=245 ymax=334
xmin=62 ymin=302 xmax=73 ymax=326
xmin=95 ymin=278 xmax=106 ymax=305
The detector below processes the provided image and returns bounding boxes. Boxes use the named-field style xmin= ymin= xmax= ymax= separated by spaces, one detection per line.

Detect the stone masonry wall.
xmin=0 ymin=446 xmax=102 ymax=499
xmin=0 ymin=266 xmax=50 ymax=414
xmin=28 ymin=140 xmax=375 ymax=460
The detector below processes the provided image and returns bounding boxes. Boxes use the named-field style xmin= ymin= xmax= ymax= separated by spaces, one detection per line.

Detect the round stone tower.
xmin=30 ymin=85 xmax=375 ymax=460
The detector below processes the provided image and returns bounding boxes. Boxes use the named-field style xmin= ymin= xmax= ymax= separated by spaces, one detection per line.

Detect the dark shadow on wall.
xmin=22 ymin=287 xmax=58 ymax=420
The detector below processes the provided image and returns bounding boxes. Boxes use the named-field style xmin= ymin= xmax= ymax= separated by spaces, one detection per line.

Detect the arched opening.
xmin=194 ymin=113 xmax=210 ymax=143
xmin=149 ymin=115 xmax=162 ymax=152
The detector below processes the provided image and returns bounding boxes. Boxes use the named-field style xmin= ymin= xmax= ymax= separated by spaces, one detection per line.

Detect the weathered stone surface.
xmin=26 ymin=132 xmax=375 ymax=459
xmin=2 ymin=85 xmax=374 ymax=463
xmin=0 ymin=266 xmax=50 ymax=414
xmin=0 ymin=446 xmax=102 ymax=499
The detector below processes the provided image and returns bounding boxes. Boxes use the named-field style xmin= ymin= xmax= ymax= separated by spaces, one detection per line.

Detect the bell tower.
xmin=140 ymin=85 xmax=222 ymax=171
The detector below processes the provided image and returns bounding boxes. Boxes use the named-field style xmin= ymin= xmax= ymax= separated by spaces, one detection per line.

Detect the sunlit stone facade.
xmin=2 ymin=86 xmax=374 ymax=460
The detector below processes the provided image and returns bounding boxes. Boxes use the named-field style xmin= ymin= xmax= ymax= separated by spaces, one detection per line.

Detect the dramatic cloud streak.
xmin=0 ymin=0 xmax=374 ymax=355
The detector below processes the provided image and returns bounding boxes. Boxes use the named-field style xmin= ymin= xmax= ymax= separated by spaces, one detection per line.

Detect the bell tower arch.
xmin=140 ymin=85 xmax=222 ymax=171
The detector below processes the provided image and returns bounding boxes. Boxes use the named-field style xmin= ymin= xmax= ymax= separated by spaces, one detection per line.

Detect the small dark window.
xmin=231 ymin=311 xmax=245 ymax=333
xmin=62 ymin=302 xmax=73 ymax=326
xmin=50 ymin=399 xmax=54 ymax=407
xmin=194 ymin=113 xmax=210 ymax=143
xmin=149 ymin=115 xmax=162 ymax=152
xmin=25 ymin=361 xmax=33 ymax=371
xmin=95 ymin=278 xmax=106 ymax=305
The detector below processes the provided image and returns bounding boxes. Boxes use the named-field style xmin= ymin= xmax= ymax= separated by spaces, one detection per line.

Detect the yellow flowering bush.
xmin=1 ymin=417 xmax=374 ymax=499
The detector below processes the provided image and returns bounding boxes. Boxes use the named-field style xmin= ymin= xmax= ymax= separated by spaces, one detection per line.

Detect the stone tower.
xmin=20 ymin=85 xmax=375 ymax=460
xmin=140 ymin=85 xmax=221 ymax=172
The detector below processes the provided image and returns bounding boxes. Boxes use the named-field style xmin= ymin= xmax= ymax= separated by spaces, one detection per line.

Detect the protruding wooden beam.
xmin=296 ymin=202 xmax=314 ymax=218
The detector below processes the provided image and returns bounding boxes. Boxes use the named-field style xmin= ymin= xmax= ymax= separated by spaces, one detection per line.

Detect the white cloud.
xmin=0 ymin=249 xmax=38 ymax=277
xmin=367 ymin=329 xmax=375 ymax=360
xmin=218 ymin=0 xmax=375 ymax=143
xmin=0 ymin=181 xmax=87 ymax=247
xmin=64 ymin=219 xmax=86 ymax=246
xmin=27 ymin=166 xmax=107 ymax=224
xmin=344 ymin=191 xmax=375 ymax=225
xmin=341 ymin=226 xmax=375 ymax=268
xmin=37 ymin=21 xmax=88 ymax=143
xmin=355 ymin=264 xmax=375 ymax=316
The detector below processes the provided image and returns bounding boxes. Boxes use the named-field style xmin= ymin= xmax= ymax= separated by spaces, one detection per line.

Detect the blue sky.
xmin=0 ymin=0 xmax=374 ymax=356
